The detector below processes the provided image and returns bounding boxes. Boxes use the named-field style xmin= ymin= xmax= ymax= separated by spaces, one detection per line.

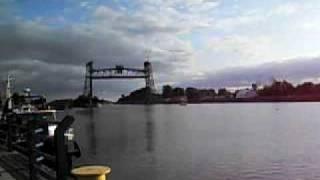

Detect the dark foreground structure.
xmin=0 ymin=112 xmax=80 ymax=180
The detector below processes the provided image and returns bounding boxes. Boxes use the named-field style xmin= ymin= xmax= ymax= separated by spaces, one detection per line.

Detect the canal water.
xmin=62 ymin=103 xmax=320 ymax=180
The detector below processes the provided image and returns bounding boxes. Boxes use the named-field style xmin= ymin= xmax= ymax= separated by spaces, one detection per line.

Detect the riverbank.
xmin=185 ymin=95 xmax=320 ymax=103
xmin=116 ymin=85 xmax=320 ymax=104
xmin=117 ymin=95 xmax=320 ymax=105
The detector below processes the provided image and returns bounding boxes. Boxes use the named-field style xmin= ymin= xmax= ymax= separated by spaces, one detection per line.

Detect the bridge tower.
xmin=144 ymin=61 xmax=155 ymax=93
xmin=83 ymin=61 xmax=93 ymax=98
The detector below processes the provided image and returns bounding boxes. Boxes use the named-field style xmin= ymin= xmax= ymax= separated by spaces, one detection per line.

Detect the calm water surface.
xmin=62 ymin=103 xmax=320 ymax=180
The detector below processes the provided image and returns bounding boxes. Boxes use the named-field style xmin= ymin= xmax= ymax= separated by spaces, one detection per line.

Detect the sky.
xmin=1 ymin=0 xmax=320 ymax=100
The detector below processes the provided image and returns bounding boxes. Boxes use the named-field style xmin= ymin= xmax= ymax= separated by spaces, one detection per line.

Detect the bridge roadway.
xmin=89 ymin=75 xmax=147 ymax=79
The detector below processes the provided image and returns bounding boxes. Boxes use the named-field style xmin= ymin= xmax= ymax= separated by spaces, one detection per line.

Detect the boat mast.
xmin=6 ymin=74 xmax=13 ymax=110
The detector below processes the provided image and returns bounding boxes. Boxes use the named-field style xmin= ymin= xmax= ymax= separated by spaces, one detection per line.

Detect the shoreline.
xmin=116 ymin=100 xmax=320 ymax=105
xmin=117 ymin=96 xmax=320 ymax=105
xmin=49 ymin=96 xmax=320 ymax=108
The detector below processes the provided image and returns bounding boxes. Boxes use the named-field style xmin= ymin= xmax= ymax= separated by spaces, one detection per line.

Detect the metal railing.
xmin=0 ymin=112 xmax=80 ymax=180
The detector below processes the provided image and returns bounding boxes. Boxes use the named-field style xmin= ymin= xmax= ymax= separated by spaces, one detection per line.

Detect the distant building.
xmin=236 ymin=89 xmax=257 ymax=99
xmin=235 ymin=84 xmax=258 ymax=99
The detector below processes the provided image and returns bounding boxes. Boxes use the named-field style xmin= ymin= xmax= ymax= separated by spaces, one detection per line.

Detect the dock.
xmin=0 ymin=151 xmax=27 ymax=180
xmin=0 ymin=115 xmax=80 ymax=180
xmin=0 ymin=166 xmax=15 ymax=180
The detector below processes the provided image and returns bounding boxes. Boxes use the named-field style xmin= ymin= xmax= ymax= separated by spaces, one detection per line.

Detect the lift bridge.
xmin=83 ymin=61 xmax=155 ymax=99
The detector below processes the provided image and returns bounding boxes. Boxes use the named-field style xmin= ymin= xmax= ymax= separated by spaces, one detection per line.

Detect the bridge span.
xmin=83 ymin=61 xmax=155 ymax=99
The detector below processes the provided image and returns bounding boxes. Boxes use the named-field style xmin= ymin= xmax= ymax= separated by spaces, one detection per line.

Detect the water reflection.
xmin=86 ymin=108 xmax=97 ymax=155
xmin=69 ymin=104 xmax=320 ymax=180
xmin=144 ymin=106 xmax=155 ymax=152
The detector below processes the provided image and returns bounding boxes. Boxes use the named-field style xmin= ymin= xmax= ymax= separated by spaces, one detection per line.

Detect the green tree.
xmin=186 ymin=87 xmax=199 ymax=99
xmin=162 ymin=85 xmax=173 ymax=98
xmin=173 ymin=87 xmax=185 ymax=97
xmin=218 ymin=88 xmax=232 ymax=96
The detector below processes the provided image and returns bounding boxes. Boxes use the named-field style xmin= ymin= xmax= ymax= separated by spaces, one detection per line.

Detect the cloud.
xmin=2 ymin=0 xmax=320 ymax=100
xmin=0 ymin=60 xmax=83 ymax=99
xmin=270 ymin=2 xmax=301 ymax=16
xmin=185 ymin=57 xmax=320 ymax=88
xmin=80 ymin=1 xmax=89 ymax=8
xmin=192 ymin=35 xmax=279 ymax=73
xmin=0 ymin=3 xmax=196 ymax=100
xmin=93 ymin=6 xmax=182 ymax=35
xmin=214 ymin=12 xmax=265 ymax=31
xmin=0 ymin=21 xmax=144 ymax=66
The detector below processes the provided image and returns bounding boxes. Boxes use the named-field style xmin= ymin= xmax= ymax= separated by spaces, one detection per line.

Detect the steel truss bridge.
xmin=83 ymin=61 xmax=155 ymax=99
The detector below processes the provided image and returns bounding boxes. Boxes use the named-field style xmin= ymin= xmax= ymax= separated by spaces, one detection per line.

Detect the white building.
xmin=236 ymin=89 xmax=257 ymax=99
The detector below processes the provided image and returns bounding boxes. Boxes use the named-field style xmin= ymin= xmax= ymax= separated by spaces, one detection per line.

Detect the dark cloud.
xmin=0 ymin=0 xmax=14 ymax=22
xmin=186 ymin=57 xmax=320 ymax=88
xmin=0 ymin=22 xmax=141 ymax=66
xmin=0 ymin=60 xmax=83 ymax=99
xmin=0 ymin=21 xmax=185 ymax=100
xmin=2 ymin=18 xmax=320 ymax=100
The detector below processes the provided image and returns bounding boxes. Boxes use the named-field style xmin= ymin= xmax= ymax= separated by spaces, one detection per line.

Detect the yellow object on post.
xmin=72 ymin=166 xmax=111 ymax=180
